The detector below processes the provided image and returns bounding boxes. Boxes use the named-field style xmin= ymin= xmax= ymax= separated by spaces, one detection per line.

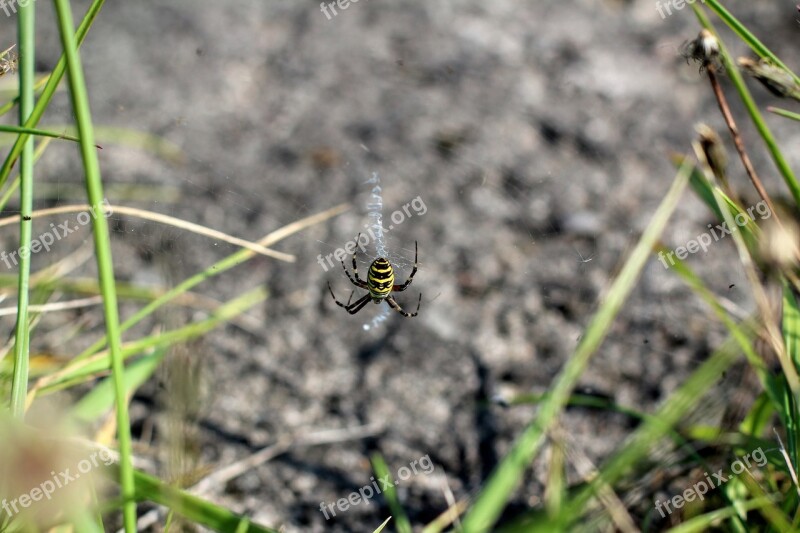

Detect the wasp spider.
xmin=327 ymin=234 xmax=421 ymax=317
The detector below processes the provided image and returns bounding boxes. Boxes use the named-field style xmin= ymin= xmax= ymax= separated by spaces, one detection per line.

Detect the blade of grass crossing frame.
xmin=51 ymin=0 xmax=135 ymax=529
xmin=740 ymin=391 xmax=774 ymax=438
xmin=105 ymin=466 xmax=279 ymax=533
xmin=373 ymin=516 xmax=393 ymax=533
xmin=679 ymin=153 xmax=725 ymax=221
xmin=0 ymin=124 xmax=91 ymax=144
xmin=9 ymin=0 xmax=35 ymax=418
xmin=459 ymin=162 xmax=692 ymax=532
xmin=783 ymin=283 xmax=800 ymax=375
xmin=70 ymin=347 xmax=167 ymax=423
xmin=768 ymin=107 xmax=800 ymax=122
xmin=371 ymin=454 xmax=412 ymax=533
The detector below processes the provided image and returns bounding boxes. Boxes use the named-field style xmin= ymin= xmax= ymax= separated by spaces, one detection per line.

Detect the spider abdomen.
xmin=367 ymin=257 xmax=394 ymax=301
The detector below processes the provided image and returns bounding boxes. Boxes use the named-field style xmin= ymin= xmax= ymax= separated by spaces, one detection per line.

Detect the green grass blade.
xmin=0 ymin=124 xmax=90 ymax=145
xmin=52 ymin=0 xmax=134 ymax=528
xmin=784 ymin=283 xmax=800 ymax=372
xmin=739 ymin=391 xmax=775 ymax=438
xmin=373 ymin=516 xmax=393 ymax=533
xmin=781 ymin=283 xmax=800 ymax=485
xmin=105 ymin=466 xmax=279 ymax=533
xmin=371 ymin=454 xmax=412 ymax=533
xmin=666 ymin=496 xmax=781 ymax=533
xmin=70 ymin=347 xmax=167 ymax=423
xmin=768 ymin=107 xmax=800 ymax=122
xmin=9 ymin=0 xmax=36 ymax=419
xmin=676 ymin=153 xmax=724 ymax=221
xmin=43 ymin=124 xmax=186 ymax=163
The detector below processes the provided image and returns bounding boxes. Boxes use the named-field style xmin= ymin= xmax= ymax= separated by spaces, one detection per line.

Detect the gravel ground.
xmin=1 ymin=0 xmax=798 ymax=531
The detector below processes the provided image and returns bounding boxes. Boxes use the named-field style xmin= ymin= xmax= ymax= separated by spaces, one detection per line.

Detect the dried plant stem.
xmin=706 ymin=66 xmax=775 ymax=214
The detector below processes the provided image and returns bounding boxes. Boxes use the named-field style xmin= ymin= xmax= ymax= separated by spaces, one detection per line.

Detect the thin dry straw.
xmin=0 ymin=203 xmax=294 ymax=262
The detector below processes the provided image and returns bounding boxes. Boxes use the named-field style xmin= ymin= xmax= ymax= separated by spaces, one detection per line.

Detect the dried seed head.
xmin=681 ymin=29 xmax=721 ymax=72
xmin=695 ymin=123 xmax=728 ymax=184
xmin=738 ymin=57 xmax=800 ymax=100
xmin=0 ymin=44 xmax=17 ymax=76
xmin=759 ymin=214 xmax=800 ymax=273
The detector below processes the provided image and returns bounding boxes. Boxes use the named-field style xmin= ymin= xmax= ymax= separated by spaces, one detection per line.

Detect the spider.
xmin=327 ymin=234 xmax=421 ymax=317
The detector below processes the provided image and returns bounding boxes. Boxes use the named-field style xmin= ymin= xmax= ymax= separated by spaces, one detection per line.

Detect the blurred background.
xmin=0 ymin=0 xmax=798 ymax=530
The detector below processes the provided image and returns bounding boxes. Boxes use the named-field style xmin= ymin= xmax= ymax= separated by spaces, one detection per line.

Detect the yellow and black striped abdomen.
xmin=367 ymin=257 xmax=394 ymax=300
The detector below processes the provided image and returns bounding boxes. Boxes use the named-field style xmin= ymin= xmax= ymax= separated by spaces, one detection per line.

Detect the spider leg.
xmin=344 ymin=293 xmax=372 ymax=315
xmin=328 ymin=282 xmax=352 ymax=308
xmin=328 ymin=282 xmax=343 ymax=305
xmin=351 ymin=233 xmax=365 ymax=284
xmin=345 ymin=288 xmax=358 ymax=306
xmin=341 ymin=234 xmax=367 ymax=288
xmin=385 ymin=292 xmax=421 ymax=318
xmin=392 ymin=240 xmax=418 ymax=292
xmin=328 ymin=282 xmax=371 ymax=314
xmin=340 ymin=259 xmax=360 ymax=287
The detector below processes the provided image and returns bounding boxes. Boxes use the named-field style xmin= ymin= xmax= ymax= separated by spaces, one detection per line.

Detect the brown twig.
xmin=706 ymin=66 xmax=775 ymax=216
